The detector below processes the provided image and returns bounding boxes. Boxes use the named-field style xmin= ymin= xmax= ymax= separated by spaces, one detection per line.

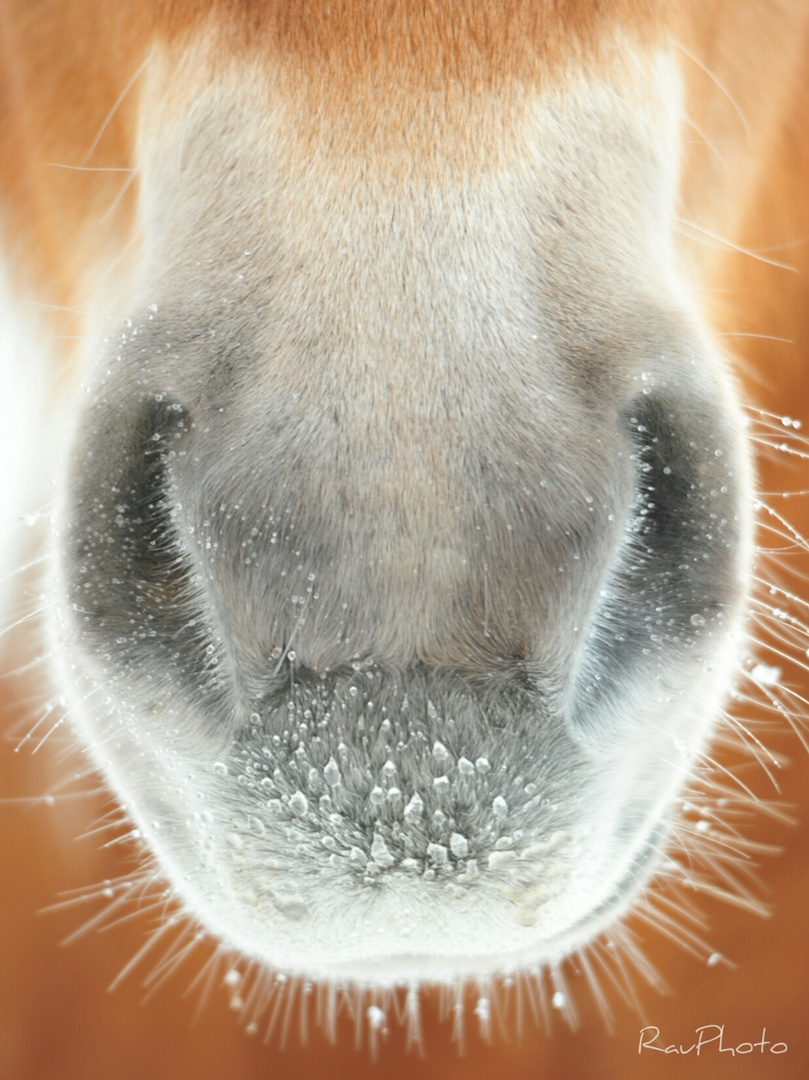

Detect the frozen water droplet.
xmin=370 ymin=785 xmax=385 ymax=806
xmin=432 ymin=741 xmax=450 ymax=762
xmin=324 ymin=758 xmax=340 ymax=785
xmin=350 ymin=846 xmax=367 ymax=866
xmin=492 ymin=795 xmax=508 ymax=818
xmin=458 ymin=757 xmax=475 ymax=776
xmin=751 ymin=662 xmax=781 ymax=686
xmin=475 ymin=757 xmax=491 ymax=774
xmin=450 ymin=833 xmax=469 ymax=858
xmin=427 ymin=842 xmax=448 ymax=865
xmin=552 ymin=991 xmax=566 ymax=1010
xmin=474 ymin=997 xmax=490 ymax=1022
xmin=224 ymin=969 xmax=242 ymax=987
xmin=212 ymin=762 xmax=228 ymax=776
xmin=367 ymin=1005 xmax=386 ymax=1030
xmin=707 ymin=952 xmax=722 ymax=967
xmin=371 ymin=834 xmax=395 ymax=867
xmin=690 ymin=613 xmax=706 ymax=627
xmin=433 ymin=775 xmax=450 ymax=793
xmin=382 ymin=759 xmax=397 ymax=777
xmin=289 ymin=791 xmax=308 ymax=816
xmin=404 ymin=793 xmax=424 ymax=822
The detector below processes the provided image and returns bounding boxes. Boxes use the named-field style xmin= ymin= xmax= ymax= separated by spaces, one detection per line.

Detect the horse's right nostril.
xmin=110 ymin=400 xmax=189 ymax=594
xmin=61 ymin=395 xmax=222 ymax=705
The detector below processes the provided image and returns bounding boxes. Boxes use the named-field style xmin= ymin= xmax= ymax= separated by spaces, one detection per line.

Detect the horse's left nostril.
xmin=569 ymin=390 xmax=748 ymax=744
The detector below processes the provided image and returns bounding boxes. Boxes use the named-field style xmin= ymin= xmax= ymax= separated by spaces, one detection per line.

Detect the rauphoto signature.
xmin=639 ymin=1025 xmax=788 ymax=1056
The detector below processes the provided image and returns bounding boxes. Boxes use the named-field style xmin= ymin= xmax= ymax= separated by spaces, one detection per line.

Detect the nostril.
xmin=626 ymin=397 xmax=710 ymax=559
xmin=62 ymin=395 xmax=218 ymax=698
xmin=570 ymin=391 xmax=746 ymax=740
xmin=71 ymin=396 xmax=189 ymax=603
xmin=113 ymin=399 xmax=190 ymax=601
xmin=622 ymin=392 xmax=744 ymax=606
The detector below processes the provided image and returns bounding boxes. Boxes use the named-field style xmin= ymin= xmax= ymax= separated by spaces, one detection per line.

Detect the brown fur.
xmin=0 ymin=1 xmax=806 ymax=315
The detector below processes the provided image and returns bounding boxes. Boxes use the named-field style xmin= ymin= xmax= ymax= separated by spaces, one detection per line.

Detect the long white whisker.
xmin=82 ymin=56 xmax=151 ymax=165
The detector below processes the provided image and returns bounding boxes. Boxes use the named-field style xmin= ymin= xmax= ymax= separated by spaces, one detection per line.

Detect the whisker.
xmin=82 ymin=56 xmax=151 ymax=165
xmin=670 ymin=38 xmax=750 ymax=138
xmin=40 ymin=164 xmax=135 ymax=173
xmin=674 ymin=217 xmax=799 ymax=272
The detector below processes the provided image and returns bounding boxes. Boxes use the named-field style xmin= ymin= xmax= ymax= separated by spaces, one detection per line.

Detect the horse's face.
xmin=47 ymin=21 xmax=753 ymax=984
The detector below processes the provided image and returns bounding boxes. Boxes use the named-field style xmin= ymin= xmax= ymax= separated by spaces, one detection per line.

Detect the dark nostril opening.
xmin=64 ymin=395 xmax=224 ymax=701
xmin=112 ymin=399 xmax=190 ymax=601
xmin=625 ymin=395 xmax=703 ymax=558
xmin=76 ymin=396 xmax=190 ymax=610
xmin=622 ymin=393 xmax=744 ymax=607
xmin=570 ymin=391 xmax=744 ymax=735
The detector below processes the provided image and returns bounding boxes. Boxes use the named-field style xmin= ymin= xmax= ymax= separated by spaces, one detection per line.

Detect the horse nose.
xmin=59 ymin=340 xmax=749 ymax=757
xmin=58 ymin=393 xmax=223 ymax=711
